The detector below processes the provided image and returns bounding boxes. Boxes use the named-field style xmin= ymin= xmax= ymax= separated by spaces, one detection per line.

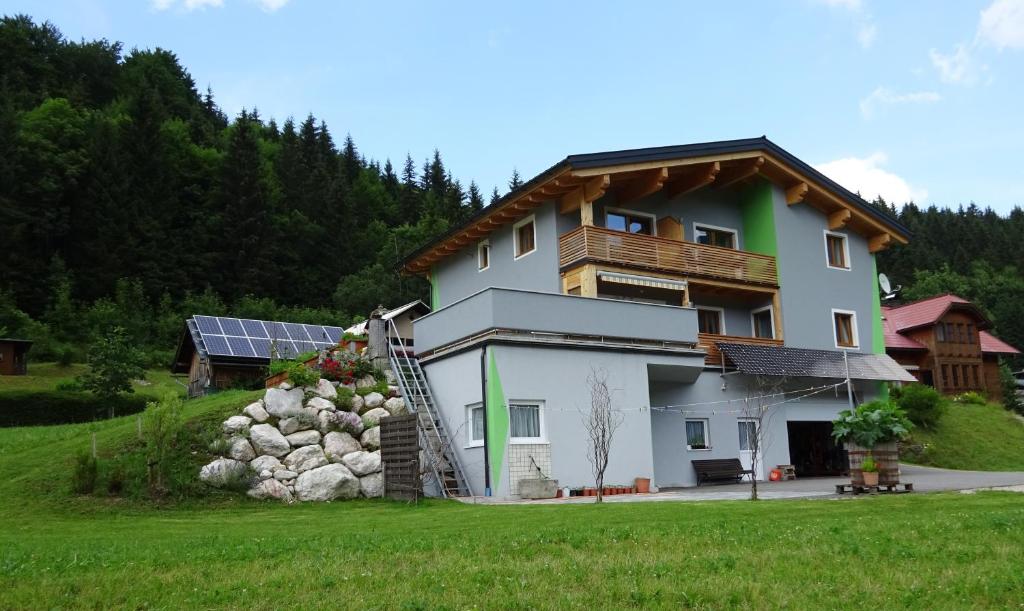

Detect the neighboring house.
xmin=172 ymin=315 xmax=344 ymax=398
xmin=344 ymin=300 xmax=431 ymax=348
xmin=0 ymin=338 xmax=31 ymax=376
xmin=398 ymin=136 xmax=915 ymax=496
xmin=882 ymin=294 xmax=1021 ymax=399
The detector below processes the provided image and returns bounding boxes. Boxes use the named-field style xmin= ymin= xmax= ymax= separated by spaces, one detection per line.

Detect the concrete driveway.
xmin=463 ymin=464 xmax=1024 ymax=504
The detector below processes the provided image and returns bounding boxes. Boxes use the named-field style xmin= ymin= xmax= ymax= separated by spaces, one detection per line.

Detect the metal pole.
xmin=480 ymin=346 xmax=491 ymax=497
xmin=844 ymin=350 xmax=855 ymax=410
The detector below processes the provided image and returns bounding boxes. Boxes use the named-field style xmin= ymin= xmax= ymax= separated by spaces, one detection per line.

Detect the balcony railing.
xmin=559 ymin=225 xmax=778 ymax=286
xmin=698 ymin=332 xmax=784 ymax=366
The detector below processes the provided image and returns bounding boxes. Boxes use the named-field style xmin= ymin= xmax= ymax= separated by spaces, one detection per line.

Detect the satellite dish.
xmin=878 ymin=273 xmax=901 ymax=300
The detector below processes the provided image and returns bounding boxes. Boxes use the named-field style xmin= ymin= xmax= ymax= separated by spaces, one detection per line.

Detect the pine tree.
xmin=508 ymin=168 xmax=523 ymax=191
xmin=467 ymin=181 xmax=485 ymax=213
xmin=490 ymin=186 xmax=501 ymax=205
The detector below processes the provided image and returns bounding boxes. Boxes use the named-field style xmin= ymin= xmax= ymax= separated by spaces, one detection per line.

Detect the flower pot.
xmin=634 ymin=477 xmax=651 ymax=494
xmin=862 ymin=471 xmax=879 ymax=486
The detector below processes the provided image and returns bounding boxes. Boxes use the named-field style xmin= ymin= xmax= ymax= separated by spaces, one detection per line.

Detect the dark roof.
xmin=400 ymin=136 xmax=911 ymax=271
xmin=0 ymin=338 xmax=33 ymax=346
xmin=717 ymin=342 xmax=917 ymax=382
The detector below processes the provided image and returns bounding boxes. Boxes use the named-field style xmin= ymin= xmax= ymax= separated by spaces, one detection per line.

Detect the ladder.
xmin=385 ymin=319 xmax=472 ymax=498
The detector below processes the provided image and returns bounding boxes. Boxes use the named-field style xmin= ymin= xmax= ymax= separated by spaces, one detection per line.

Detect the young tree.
xmin=1000 ymin=362 xmax=1022 ymax=414
xmin=76 ymin=326 xmax=146 ymax=400
xmin=508 ymin=168 xmax=523 ymax=191
xmin=582 ymin=367 xmax=623 ymax=503
xmin=739 ymin=375 xmax=787 ymax=501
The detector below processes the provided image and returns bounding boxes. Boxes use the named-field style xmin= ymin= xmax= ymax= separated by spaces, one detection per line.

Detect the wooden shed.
xmin=0 ymin=338 xmax=32 ymax=376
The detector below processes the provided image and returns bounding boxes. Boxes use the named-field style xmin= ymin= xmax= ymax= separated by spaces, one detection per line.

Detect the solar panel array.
xmin=192 ymin=315 xmax=343 ymax=359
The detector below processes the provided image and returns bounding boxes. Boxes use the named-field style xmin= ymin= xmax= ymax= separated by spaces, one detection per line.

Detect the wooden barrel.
xmin=846 ymin=441 xmax=900 ymax=485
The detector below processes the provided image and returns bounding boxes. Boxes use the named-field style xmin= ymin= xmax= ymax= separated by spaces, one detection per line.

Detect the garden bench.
xmin=692 ymin=458 xmax=753 ymax=486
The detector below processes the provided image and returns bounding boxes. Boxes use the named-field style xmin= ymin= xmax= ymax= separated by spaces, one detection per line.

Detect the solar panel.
xmin=304 ymin=324 xmax=330 ymax=343
xmin=203 ymin=335 xmax=231 ymax=356
xmin=219 ymin=318 xmax=245 ymax=336
xmin=323 ymin=326 xmax=343 ymax=343
xmin=241 ymin=319 xmax=268 ymax=338
xmin=226 ymin=336 xmax=255 ymax=357
xmin=294 ymin=341 xmax=316 ymax=354
xmin=195 ymin=315 xmax=223 ymax=335
xmin=283 ymin=323 xmax=310 ymax=342
xmin=249 ymin=338 xmax=273 ymax=357
xmin=264 ymin=322 xmax=288 ymax=341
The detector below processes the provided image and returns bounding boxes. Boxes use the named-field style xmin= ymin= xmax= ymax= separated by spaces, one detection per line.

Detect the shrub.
xmin=285 ymin=362 xmax=320 ymax=388
xmin=143 ymin=394 xmax=184 ymax=496
xmin=56 ymin=345 xmax=76 ymax=367
xmin=332 ymin=386 xmax=355 ymax=411
xmin=71 ymin=452 xmax=98 ymax=494
xmin=894 ymin=383 xmax=945 ymax=428
xmin=832 ymin=399 xmax=913 ymax=447
xmin=76 ymin=326 xmax=146 ymax=399
xmin=356 ymin=379 xmax=390 ymax=397
xmin=0 ymin=391 xmax=147 ymax=427
xmin=860 ymin=454 xmax=878 ymax=473
xmin=999 ymin=363 xmax=1023 ymax=415
xmin=955 ymin=391 xmax=987 ymax=406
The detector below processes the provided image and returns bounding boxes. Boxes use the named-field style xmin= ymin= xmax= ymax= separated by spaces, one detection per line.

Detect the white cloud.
xmin=857 ymin=23 xmax=877 ymax=48
xmin=978 ymin=0 xmax=1024 ymax=49
xmin=818 ymin=0 xmax=862 ymax=9
xmin=815 ymin=0 xmax=877 ymax=48
xmin=152 ymin=0 xmax=223 ymax=10
xmin=151 ymin=0 xmax=175 ymax=9
xmin=815 ymin=153 xmax=927 ymax=205
xmin=256 ymin=0 xmax=291 ymax=12
xmin=929 ymin=43 xmax=977 ymax=84
xmin=859 ymin=87 xmax=941 ymax=119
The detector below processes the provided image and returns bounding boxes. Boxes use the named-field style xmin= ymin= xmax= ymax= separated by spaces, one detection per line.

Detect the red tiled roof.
xmin=980 ymin=331 xmax=1021 ymax=355
xmin=881 ymin=312 xmax=927 ymax=350
xmin=882 ymin=294 xmax=978 ymax=332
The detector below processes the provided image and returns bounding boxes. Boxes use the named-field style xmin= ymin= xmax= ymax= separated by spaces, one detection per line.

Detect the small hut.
xmin=0 ymin=338 xmax=32 ymax=375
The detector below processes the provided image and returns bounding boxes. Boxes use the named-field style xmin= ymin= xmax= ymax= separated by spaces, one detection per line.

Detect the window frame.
xmin=508 ymin=400 xmax=547 ymax=444
xmin=750 ymin=305 xmax=776 ymax=339
xmin=692 ymin=222 xmax=738 ymax=250
xmin=823 ymin=230 xmax=851 ymax=271
xmin=832 ymin=308 xmax=860 ymax=349
xmin=685 ymin=418 xmax=711 ymax=451
xmin=477 ymin=240 xmax=490 ymax=272
xmin=696 ymin=306 xmax=727 ymax=335
xmin=465 ymin=403 xmax=484 ymax=448
xmin=604 ymin=206 xmax=658 ymax=236
xmin=512 ymin=215 xmax=537 ymax=260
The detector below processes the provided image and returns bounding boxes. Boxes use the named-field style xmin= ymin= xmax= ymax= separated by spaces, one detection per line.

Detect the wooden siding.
xmin=559 ymin=225 xmax=778 ymax=287
xmin=698 ymin=332 xmax=784 ymax=366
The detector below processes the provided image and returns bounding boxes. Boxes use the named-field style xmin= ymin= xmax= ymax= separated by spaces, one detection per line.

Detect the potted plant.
xmin=634 ymin=477 xmax=651 ymax=494
xmin=832 ymin=400 xmax=913 ymax=486
xmin=860 ymin=453 xmax=879 ymax=486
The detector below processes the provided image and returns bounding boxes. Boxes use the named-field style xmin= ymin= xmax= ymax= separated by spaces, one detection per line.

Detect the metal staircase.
xmin=385 ymin=319 xmax=472 ymax=498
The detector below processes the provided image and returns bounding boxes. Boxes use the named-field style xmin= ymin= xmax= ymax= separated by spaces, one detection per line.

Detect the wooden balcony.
xmin=559 ymin=225 xmax=778 ymax=287
xmin=698 ymin=332 xmax=784 ymax=366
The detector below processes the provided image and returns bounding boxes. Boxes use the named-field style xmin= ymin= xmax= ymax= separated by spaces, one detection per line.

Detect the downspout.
xmin=480 ymin=345 xmax=491 ymax=496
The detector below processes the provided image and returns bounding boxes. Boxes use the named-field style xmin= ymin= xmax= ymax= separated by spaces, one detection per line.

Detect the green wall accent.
xmin=739 ymin=180 xmax=779 ymax=258
xmin=871 ymin=256 xmax=889 ymax=401
xmin=486 ymin=350 xmax=509 ymax=490
xmin=429 ymin=267 xmax=439 ymax=310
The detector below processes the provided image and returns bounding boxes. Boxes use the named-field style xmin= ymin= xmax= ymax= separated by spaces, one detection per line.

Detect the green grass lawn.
xmin=903 ymin=400 xmax=1024 ymax=471
xmin=0 ymin=361 xmax=184 ymax=399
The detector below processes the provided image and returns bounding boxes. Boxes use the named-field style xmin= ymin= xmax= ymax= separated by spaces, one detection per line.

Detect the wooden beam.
xmin=715 ymin=157 xmax=764 ymax=189
xmin=828 ymin=209 xmax=852 ymax=230
xmin=785 ymin=182 xmax=808 ymax=205
xmin=570 ymin=151 xmax=765 ymax=178
xmin=580 ymin=200 xmax=594 ymax=226
xmin=665 ymin=162 xmax=720 ymax=199
xmin=616 ymin=167 xmax=669 ymax=204
xmin=559 ymin=174 xmax=610 ymax=213
xmin=868 ymin=233 xmax=892 ymax=253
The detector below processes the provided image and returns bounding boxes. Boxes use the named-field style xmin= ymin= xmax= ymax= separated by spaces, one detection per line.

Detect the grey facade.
xmin=407 ymin=139 xmax=910 ymax=496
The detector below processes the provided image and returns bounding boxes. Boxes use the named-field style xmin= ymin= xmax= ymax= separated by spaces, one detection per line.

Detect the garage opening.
xmin=787 ymin=421 xmax=848 ymax=477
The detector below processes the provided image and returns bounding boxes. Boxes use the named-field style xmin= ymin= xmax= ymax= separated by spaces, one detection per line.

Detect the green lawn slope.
xmin=903 ymin=400 xmax=1024 ymax=471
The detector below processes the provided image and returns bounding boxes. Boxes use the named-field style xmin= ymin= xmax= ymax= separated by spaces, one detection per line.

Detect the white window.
xmin=509 ymin=401 xmax=545 ymax=443
xmin=466 ymin=404 xmax=484 ymax=447
xmin=605 ymin=207 xmax=656 ymax=236
xmin=477 ymin=240 xmax=490 ymax=271
xmin=513 ymin=215 xmax=536 ymax=259
xmin=751 ymin=306 xmax=775 ymax=339
xmin=693 ymin=223 xmax=737 ymax=249
xmin=832 ymin=309 xmax=859 ymax=349
xmin=685 ymin=419 xmax=710 ymax=450
xmin=738 ymin=420 xmax=757 ymax=451
xmin=696 ymin=306 xmax=726 ymax=335
xmin=824 ymin=230 xmax=850 ymax=270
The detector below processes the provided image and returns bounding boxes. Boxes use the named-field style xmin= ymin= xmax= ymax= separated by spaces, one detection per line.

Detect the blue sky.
xmin=4 ymin=0 xmax=1024 ymax=212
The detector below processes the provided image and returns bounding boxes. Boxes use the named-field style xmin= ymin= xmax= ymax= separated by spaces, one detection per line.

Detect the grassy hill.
xmin=902 ymin=400 xmax=1024 ymax=472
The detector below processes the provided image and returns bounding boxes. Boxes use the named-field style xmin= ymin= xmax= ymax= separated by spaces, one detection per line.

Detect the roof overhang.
xmin=718 ymin=342 xmax=918 ymax=382
xmin=894 ymin=301 xmax=992 ymax=333
xmin=400 ymin=137 xmax=911 ymax=275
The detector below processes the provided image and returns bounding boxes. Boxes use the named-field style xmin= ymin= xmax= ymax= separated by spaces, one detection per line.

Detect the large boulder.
xmin=250 ymin=455 xmax=282 ymax=473
xmin=278 ymin=417 xmax=301 ymax=436
xmin=306 ymin=397 xmax=335 ymax=412
xmin=383 ymin=397 xmax=408 ymax=416
xmin=361 ymin=407 xmax=390 ymax=428
xmin=333 ymin=411 xmax=364 ymax=436
xmin=362 ymin=392 xmax=385 ymax=410
xmin=247 ymin=478 xmax=293 ymax=502
xmin=314 ymin=378 xmax=338 ymax=399
xmin=341 ymin=450 xmax=381 ymax=476
xmin=273 ymin=469 xmax=298 ymax=481
xmin=360 ymin=472 xmax=384 ymax=498
xmin=285 ymin=430 xmax=322 ymax=447
xmin=350 ymin=394 xmax=365 ymax=414
xmin=283 ymin=445 xmax=329 ymax=473
xmin=199 ymin=458 xmax=248 ymax=488
xmin=360 ymin=426 xmax=380 ymax=450
xmin=294 ymin=464 xmax=360 ymax=501
xmin=250 ymin=424 xmax=291 ymax=458
xmin=323 ymin=431 xmax=362 ymax=463
xmin=227 ymin=437 xmax=256 ymax=462
xmin=315 ymin=410 xmax=335 ymax=435
xmin=242 ymin=401 xmax=270 ymax=423
xmin=222 ymin=415 xmax=252 ymax=436
xmin=264 ymin=387 xmax=304 ymax=418
xmin=355 ymin=375 xmax=376 ymax=389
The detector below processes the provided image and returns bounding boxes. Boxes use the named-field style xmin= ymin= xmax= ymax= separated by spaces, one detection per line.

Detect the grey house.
xmin=399 ymin=137 xmax=915 ymax=497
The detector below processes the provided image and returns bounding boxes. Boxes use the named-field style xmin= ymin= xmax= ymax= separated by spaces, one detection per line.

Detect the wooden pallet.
xmin=835 ymin=482 xmax=914 ymax=495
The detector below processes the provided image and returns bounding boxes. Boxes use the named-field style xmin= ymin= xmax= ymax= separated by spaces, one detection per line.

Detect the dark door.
xmin=787 ymin=421 xmax=848 ymax=477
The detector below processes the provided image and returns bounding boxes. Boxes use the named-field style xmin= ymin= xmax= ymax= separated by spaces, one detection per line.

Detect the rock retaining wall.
xmin=200 ymin=377 xmax=408 ymax=502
